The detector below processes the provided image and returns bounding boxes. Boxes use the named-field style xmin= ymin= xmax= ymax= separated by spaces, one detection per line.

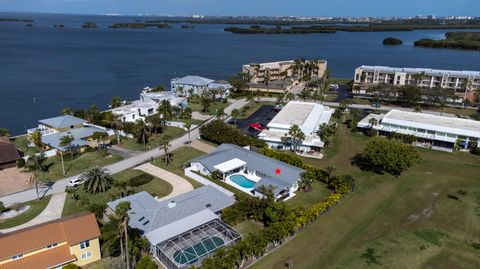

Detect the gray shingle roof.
xmin=39 ymin=115 xmax=86 ymax=129
xmin=191 ymin=144 xmax=304 ymax=188
xmin=106 ymin=185 xmax=235 ymax=234
xmin=42 ymin=126 xmax=105 ymax=151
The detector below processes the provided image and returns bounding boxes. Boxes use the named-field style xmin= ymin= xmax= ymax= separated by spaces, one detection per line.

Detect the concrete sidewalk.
xmin=0 ymin=192 xmax=66 ymax=233
xmin=135 ymin=163 xmax=193 ymax=201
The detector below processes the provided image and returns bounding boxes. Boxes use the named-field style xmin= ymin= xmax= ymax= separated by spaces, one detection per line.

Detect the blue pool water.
xmin=229 ymin=175 xmax=256 ymax=189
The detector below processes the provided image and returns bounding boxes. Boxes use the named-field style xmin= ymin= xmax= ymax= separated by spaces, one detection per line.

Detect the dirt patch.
xmin=0 ymin=167 xmax=33 ymax=196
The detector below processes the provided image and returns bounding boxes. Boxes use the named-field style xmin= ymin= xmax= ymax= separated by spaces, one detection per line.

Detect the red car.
xmin=248 ymin=122 xmax=264 ymax=132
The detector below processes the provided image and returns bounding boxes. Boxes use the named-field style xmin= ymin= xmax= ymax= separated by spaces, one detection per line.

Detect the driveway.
xmin=0 ymin=192 xmax=66 ymax=233
xmin=135 ymin=163 xmax=193 ymax=201
xmin=190 ymin=140 xmax=216 ymax=153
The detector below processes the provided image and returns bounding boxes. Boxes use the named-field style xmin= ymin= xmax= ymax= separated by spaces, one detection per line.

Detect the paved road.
xmin=0 ymin=100 xmax=247 ymax=206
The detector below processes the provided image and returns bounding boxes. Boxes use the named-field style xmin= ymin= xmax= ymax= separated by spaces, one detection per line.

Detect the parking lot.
xmin=233 ymin=105 xmax=278 ymax=136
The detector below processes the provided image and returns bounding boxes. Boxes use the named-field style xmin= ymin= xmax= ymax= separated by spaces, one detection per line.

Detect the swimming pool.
xmin=229 ymin=174 xmax=256 ymax=189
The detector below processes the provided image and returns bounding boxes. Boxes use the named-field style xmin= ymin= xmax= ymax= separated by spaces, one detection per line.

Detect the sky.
xmin=0 ymin=0 xmax=478 ymax=17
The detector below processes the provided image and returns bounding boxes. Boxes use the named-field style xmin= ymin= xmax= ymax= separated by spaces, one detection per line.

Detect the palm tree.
xmin=185 ymin=122 xmax=192 ymax=145
xmin=134 ymin=119 xmax=149 ymax=147
xmin=159 ymin=100 xmax=172 ymax=119
xmin=25 ymin=153 xmax=47 ymax=200
xmin=81 ymin=166 xmax=113 ymax=194
xmin=368 ymin=117 xmax=378 ymax=127
xmin=298 ymin=89 xmax=310 ymax=102
xmin=413 ymin=105 xmax=422 ymax=113
xmin=60 ymin=107 xmax=73 ymax=115
xmin=231 ymin=109 xmax=240 ymax=125
xmin=111 ymin=96 xmax=122 ymax=108
xmin=216 ymin=107 xmax=226 ymax=120
xmin=200 ymin=94 xmax=211 ymax=113
xmin=246 ymin=92 xmax=255 ymax=109
xmin=115 ymin=201 xmax=131 ymax=269
xmin=160 ymin=135 xmax=172 ymax=166
xmin=145 ymin=114 xmax=163 ymax=136
xmin=59 ymin=134 xmax=75 ymax=156
xmin=29 ymin=130 xmax=43 ymax=148
xmin=0 ymin=128 xmax=10 ymax=137
xmin=285 ymin=92 xmax=295 ymax=101
xmin=288 ymin=124 xmax=305 ymax=152
xmin=110 ymin=114 xmax=124 ymax=144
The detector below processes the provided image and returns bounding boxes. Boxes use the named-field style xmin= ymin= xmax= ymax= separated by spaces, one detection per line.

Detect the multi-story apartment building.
xmin=0 ymin=212 xmax=101 ymax=269
xmin=353 ymin=65 xmax=480 ymax=101
xmin=242 ymin=59 xmax=328 ymax=84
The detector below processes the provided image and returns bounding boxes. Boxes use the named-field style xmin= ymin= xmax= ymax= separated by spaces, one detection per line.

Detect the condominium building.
xmin=353 ymin=65 xmax=480 ymax=101
xmin=357 ymin=109 xmax=480 ymax=152
xmin=0 ymin=212 xmax=101 ymax=269
xmin=242 ymin=59 xmax=327 ymax=84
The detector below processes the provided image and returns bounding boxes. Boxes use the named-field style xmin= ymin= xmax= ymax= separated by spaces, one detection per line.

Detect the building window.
xmin=81 ymin=252 xmax=92 ymax=260
xmin=11 ymin=254 xmax=23 ymax=260
xmin=80 ymin=240 xmax=90 ymax=249
xmin=47 ymin=243 xmax=58 ymax=249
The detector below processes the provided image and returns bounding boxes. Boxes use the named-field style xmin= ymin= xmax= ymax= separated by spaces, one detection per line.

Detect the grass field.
xmin=237 ymin=101 xmax=275 ymax=119
xmin=234 ymin=220 xmax=264 ymax=236
xmin=12 ymin=135 xmax=40 ymax=156
xmin=251 ymin=124 xmax=480 ymax=269
xmin=118 ymin=126 xmax=185 ymax=151
xmin=152 ymin=146 xmax=206 ymax=189
xmin=0 ymin=195 xmax=51 ymax=229
xmin=188 ymin=99 xmax=230 ymax=115
xmin=38 ymin=152 xmax=123 ymax=182
xmin=62 ymin=170 xmax=173 ymax=217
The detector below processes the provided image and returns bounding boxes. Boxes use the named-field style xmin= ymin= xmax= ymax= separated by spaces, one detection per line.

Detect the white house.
xmin=258 ymin=101 xmax=334 ymax=152
xmin=188 ymin=144 xmax=304 ymax=200
xmin=171 ymin=75 xmax=232 ymax=99
xmin=357 ymin=109 xmax=480 ymax=152
xmin=111 ymin=89 xmax=187 ymax=123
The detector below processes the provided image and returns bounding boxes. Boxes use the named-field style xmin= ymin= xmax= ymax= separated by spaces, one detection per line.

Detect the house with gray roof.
xmin=171 ymin=75 xmax=232 ymax=99
xmin=106 ymin=186 xmax=240 ymax=269
xmin=28 ymin=115 xmax=111 ymax=152
xmin=188 ymin=144 xmax=304 ymax=199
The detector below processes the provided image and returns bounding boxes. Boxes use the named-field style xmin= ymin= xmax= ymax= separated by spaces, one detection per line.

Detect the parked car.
xmin=69 ymin=178 xmax=85 ymax=187
xmin=248 ymin=122 xmax=264 ymax=132
xmin=330 ymin=84 xmax=339 ymax=90
xmin=273 ymin=105 xmax=283 ymax=111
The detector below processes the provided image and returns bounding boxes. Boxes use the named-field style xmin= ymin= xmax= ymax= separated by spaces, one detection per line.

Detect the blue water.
xmin=1 ymin=13 xmax=479 ymax=135
xmin=229 ymin=174 xmax=256 ymax=189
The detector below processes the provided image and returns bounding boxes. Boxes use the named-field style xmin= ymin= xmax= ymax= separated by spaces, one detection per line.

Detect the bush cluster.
xmin=200 ymin=120 xmax=265 ymax=147
xmin=128 ymin=174 xmax=154 ymax=187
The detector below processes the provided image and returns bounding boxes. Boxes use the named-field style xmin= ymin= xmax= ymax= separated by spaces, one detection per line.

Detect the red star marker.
xmin=275 ymin=168 xmax=281 ymax=175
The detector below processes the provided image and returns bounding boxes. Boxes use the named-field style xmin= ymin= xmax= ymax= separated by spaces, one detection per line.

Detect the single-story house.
xmin=27 ymin=115 xmax=111 ymax=152
xmin=0 ymin=137 xmax=21 ymax=170
xmin=188 ymin=144 xmax=304 ymax=199
xmin=106 ymin=186 xmax=241 ymax=269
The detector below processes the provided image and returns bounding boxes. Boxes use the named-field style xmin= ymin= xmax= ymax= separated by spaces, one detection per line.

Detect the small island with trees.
xmin=383 ymin=37 xmax=403 ymax=45
xmin=414 ymin=31 xmax=480 ymax=51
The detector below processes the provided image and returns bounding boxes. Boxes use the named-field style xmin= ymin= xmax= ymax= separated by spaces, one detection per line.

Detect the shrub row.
xmin=128 ymin=174 xmax=154 ymax=187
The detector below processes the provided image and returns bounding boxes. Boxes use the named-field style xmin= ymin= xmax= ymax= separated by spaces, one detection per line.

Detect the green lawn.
xmin=152 ymin=146 xmax=206 ymax=189
xmin=0 ymin=196 xmax=51 ymax=229
xmin=118 ymin=126 xmax=185 ymax=151
xmin=288 ymin=181 xmax=331 ymax=209
xmin=38 ymin=152 xmax=123 ymax=182
xmin=62 ymin=170 xmax=173 ymax=217
xmin=12 ymin=135 xmax=40 ymax=156
xmin=325 ymin=94 xmax=339 ymax=102
xmin=251 ymin=124 xmax=480 ymax=269
xmin=234 ymin=220 xmax=264 ymax=236
xmin=188 ymin=100 xmax=230 ymax=115
xmin=237 ymin=101 xmax=275 ymax=119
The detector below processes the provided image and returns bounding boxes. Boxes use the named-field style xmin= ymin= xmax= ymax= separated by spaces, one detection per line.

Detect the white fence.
xmin=184 ymin=168 xmax=234 ymax=197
